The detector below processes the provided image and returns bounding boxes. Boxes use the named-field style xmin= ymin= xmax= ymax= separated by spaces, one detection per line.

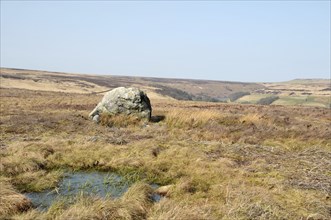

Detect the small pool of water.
xmin=25 ymin=171 xmax=161 ymax=210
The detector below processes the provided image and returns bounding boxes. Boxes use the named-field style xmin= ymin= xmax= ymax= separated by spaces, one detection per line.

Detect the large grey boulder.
xmin=89 ymin=87 xmax=152 ymax=121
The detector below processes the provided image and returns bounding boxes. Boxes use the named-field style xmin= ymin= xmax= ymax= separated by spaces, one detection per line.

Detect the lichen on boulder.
xmin=89 ymin=87 xmax=152 ymax=122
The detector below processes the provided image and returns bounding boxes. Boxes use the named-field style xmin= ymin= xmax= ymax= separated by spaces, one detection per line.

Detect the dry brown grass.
xmin=0 ymin=179 xmax=32 ymax=218
xmin=148 ymin=198 xmax=211 ymax=220
xmin=1 ymin=87 xmax=330 ymax=219
xmin=99 ymin=113 xmax=147 ymax=128
xmin=165 ymin=109 xmax=221 ymax=129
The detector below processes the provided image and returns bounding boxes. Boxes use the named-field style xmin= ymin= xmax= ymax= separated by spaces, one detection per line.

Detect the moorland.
xmin=0 ymin=68 xmax=330 ymax=219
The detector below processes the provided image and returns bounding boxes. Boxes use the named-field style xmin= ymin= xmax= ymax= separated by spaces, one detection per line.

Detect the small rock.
xmin=92 ymin=115 xmax=100 ymax=123
xmin=155 ymin=184 xmax=174 ymax=196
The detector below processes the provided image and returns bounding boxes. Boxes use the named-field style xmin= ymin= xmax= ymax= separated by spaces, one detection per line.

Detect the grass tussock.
xmin=0 ymin=180 xmax=32 ymax=218
xmin=0 ymin=147 xmax=46 ymax=176
xmin=12 ymin=170 xmax=63 ymax=192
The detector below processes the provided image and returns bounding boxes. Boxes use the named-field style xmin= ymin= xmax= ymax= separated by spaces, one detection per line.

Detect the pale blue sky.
xmin=1 ymin=1 xmax=330 ymax=82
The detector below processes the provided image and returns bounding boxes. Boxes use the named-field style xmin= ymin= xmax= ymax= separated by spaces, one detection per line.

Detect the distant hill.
xmin=0 ymin=68 xmax=264 ymax=102
xmin=1 ymin=68 xmax=330 ymax=107
xmin=282 ymin=79 xmax=330 ymax=84
xmin=239 ymin=78 xmax=330 ymax=108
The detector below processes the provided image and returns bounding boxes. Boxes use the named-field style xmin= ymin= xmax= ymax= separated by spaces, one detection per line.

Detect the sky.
xmin=1 ymin=1 xmax=330 ymax=82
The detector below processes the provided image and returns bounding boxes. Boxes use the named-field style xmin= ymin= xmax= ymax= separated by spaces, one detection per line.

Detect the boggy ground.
xmin=0 ymin=88 xmax=330 ymax=219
